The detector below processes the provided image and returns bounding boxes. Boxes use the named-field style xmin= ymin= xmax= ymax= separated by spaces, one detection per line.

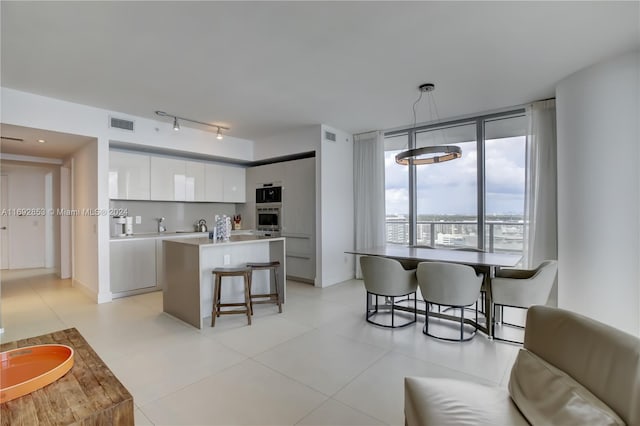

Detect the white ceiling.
xmin=1 ymin=1 xmax=638 ymax=141
xmin=0 ymin=124 xmax=94 ymax=159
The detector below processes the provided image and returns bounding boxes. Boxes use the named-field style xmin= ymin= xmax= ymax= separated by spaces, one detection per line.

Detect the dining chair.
xmin=360 ymin=256 xmax=418 ymax=328
xmin=490 ymin=260 xmax=558 ymax=343
xmin=416 ymin=262 xmax=484 ymax=341
xmin=453 ymin=247 xmax=487 ymax=316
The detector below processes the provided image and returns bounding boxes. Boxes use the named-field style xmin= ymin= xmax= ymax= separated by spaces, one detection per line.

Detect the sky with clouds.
xmin=385 ymin=136 xmax=526 ymax=216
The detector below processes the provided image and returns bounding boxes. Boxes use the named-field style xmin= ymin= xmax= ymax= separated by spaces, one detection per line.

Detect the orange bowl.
xmin=1 ymin=344 xmax=74 ymax=403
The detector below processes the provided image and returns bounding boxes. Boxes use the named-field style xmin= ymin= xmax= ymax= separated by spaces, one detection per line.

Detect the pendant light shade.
xmin=395 ymin=83 xmax=462 ymax=166
xmin=395 ymin=145 xmax=462 ymax=165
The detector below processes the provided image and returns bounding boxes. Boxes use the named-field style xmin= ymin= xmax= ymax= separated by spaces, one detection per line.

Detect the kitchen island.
xmin=163 ymin=235 xmax=286 ymax=329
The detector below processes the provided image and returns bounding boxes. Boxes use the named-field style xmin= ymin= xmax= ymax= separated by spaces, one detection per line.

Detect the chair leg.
xmin=243 ymin=272 xmax=252 ymax=325
xmin=460 ymin=308 xmax=464 ymax=341
xmin=414 ymin=293 xmax=417 ymax=323
xmin=211 ymin=275 xmax=220 ymax=327
xmin=216 ymin=276 xmax=222 ymax=317
xmin=425 ymin=308 xmax=429 ymax=334
xmin=247 ymin=270 xmax=254 ymax=315
xmin=391 ymin=296 xmax=395 ymax=328
xmin=273 ymin=266 xmax=282 ymax=313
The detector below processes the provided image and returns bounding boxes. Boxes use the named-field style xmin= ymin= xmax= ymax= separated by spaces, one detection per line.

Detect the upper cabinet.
xmin=150 ymin=157 xmax=187 ymax=201
xmin=109 ymin=151 xmax=151 ymax=200
xmin=282 ymin=157 xmax=315 ymax=235
xmin=111 ymin=149 xmax=245 ymax=203
xmin=185 ymin=161 xmax=206 ymax=202
xmin=204 ymin=164 xmax=224 ymax=201
xmin=223 ymin=166 xmax=246 ymax=203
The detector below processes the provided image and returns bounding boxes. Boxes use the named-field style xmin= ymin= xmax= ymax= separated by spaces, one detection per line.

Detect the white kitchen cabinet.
xmin=150 ymin=157 xmax=186 ymax=201
xmin=282 ymin=157 xmax=315 ymax=235
xmin=223 ymin=166 xmax=246 ymax=202
xmin=109 ymin=150 xmax=150 ymax=200
xmin=204 ymin=164 xmax=225 ymax=201
xmin=185 ymin=161 xmax=206 ymax=201
xmin=246 ymin=156 xmax=316 ymax=283
xmin=110 ymin=239 xmax=157 ymax=296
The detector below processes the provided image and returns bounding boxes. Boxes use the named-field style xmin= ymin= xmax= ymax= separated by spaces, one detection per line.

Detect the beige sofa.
xmin=405 ymin=305 xmax=640 ymax=425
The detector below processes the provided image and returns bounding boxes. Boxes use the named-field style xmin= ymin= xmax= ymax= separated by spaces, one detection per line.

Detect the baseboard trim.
xmin=72 ymin=279 xmax=112 ymax=304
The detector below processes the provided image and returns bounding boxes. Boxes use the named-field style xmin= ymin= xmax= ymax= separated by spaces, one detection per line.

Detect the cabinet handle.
xmin=286 ymin=254 xmax=311 ymax=260
xmin=282 ymin=234 xmax=311 ymax=240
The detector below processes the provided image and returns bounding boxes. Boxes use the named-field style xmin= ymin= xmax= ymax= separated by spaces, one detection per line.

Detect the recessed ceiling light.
xmin=37 ymin=139 xmax=46 ymax=143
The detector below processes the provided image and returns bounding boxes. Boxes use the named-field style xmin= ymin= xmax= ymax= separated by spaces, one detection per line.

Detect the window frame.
xmin=384 ymin=108 xmax=526 ymax=248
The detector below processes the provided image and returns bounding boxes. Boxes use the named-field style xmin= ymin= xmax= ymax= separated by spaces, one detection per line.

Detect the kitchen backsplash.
xmin=109 ymin=200 xmax=238 ymax=234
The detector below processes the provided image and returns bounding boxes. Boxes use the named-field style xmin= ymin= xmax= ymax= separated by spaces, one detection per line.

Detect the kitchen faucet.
xmin=156 ymin=217 xmax=166 ymax=233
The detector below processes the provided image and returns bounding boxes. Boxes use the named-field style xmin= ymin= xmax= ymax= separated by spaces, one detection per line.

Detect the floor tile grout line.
xmin=387 ymin=343 xmax=506 ymax=387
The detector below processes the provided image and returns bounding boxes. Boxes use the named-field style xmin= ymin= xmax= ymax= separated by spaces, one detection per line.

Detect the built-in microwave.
xmin=256 ymin=206 xmax=281 ymax=233
xmin=256 ymin=185 xmax=282 ymax=204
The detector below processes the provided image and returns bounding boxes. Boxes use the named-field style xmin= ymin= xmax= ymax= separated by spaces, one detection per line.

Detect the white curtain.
xmin=524 ymin=99 xmax=558 ymax=270
xmin=354 ymin=131 xmax=385 ymax=278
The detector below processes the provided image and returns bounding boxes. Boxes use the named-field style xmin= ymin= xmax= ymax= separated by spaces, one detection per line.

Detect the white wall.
xmin=556 ymin=50 xmax=639 ymax=336
xmin=318 ymin=125 xmax=355 ymax=287
xmin=71 ymin=141 xmax=101 ymax=299
xmin=253 ymin=126 xmax=319 ymax=161
xmin=60 ymin=164 xmax=71 ymax=278
xmin=1 ymin=87 xmax=255 ymax=303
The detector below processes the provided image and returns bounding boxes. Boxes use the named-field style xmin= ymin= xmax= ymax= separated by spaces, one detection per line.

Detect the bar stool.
xmin=246 ymin=261 xmax=282 ymax=313
xmin=211 ymin=266 xmax=252 ymax=326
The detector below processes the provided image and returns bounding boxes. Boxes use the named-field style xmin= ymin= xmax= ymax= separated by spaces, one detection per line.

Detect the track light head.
xmin=173 ymin=117 xmax=180 ymax=131
xmin=216 ymin=127 xmax=223 ymax=140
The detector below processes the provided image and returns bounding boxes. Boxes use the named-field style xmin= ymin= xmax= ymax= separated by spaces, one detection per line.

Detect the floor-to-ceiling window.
xmin=484 ymin=115 xmax=527 ymax=254
xmin=384 ymin=133 xmax=410 ymax=244
xmin=384 ymin=109 xmax=527 ymax=257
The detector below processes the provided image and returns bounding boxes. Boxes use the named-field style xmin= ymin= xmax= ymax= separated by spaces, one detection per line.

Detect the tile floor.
xmin=1 ymin=269 xmax=521 ymax=425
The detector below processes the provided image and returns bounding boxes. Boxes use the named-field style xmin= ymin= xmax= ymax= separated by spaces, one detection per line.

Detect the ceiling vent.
xmin=324 ymin=131 xmax=336 ymax=142
xmin=109 ymin=116 xmax=135 ymax=132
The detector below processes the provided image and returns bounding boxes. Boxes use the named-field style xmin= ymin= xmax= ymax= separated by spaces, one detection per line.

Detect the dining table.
xmin=346 ymin=245 xmax=523 ymax=338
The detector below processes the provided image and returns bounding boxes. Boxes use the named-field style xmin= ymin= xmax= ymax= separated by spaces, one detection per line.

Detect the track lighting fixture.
xmin=155 ymin=111 xmax=229 ymax=140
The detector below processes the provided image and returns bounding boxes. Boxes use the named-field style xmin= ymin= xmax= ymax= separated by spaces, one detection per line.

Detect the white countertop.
xmin=110 ymin=229 xmax=256 ymax=242
xmin=164 ymin=235 xmax=285 ymax=247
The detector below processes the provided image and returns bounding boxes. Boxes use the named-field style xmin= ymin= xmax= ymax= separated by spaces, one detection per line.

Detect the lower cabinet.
xmin=110 ymin=240 xmax=157 ymax=296
xmin=283 ymin=234 xmax=315 ymax=283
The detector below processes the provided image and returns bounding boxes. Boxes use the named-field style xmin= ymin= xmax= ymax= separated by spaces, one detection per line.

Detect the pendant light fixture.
xmin=395 ymin=83 xmax=462 ymax=166
xmin=156 ymin=111 xmax=229 ymax=140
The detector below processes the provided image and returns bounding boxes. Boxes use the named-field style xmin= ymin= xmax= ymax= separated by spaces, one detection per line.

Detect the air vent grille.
xmin=324 ymin=131 xmax=336 ymax=142
xmin=109 ymin=116 xmax=135 ymax=132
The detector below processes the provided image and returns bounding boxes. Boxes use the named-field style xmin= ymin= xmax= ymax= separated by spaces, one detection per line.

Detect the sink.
xmin=176 ymin=230 xmax=202 ymax=234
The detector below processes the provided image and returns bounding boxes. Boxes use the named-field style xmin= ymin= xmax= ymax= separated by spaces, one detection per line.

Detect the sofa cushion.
xmin=509 ymin=349 xmax=625 ymax=425
xmin=405 ymin=377 xmax=528 ymax=426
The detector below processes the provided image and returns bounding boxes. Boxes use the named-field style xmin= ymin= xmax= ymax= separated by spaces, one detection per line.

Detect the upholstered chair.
xmin=490 ymin=260 xmax=558 ymax=343
xmin=453 ymin=247 xmax=487 ymax=315
xmin=416 ymin=262 xmax=484 ymax=341
xmin=360 ymin=256 xmax=418 ymax=328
